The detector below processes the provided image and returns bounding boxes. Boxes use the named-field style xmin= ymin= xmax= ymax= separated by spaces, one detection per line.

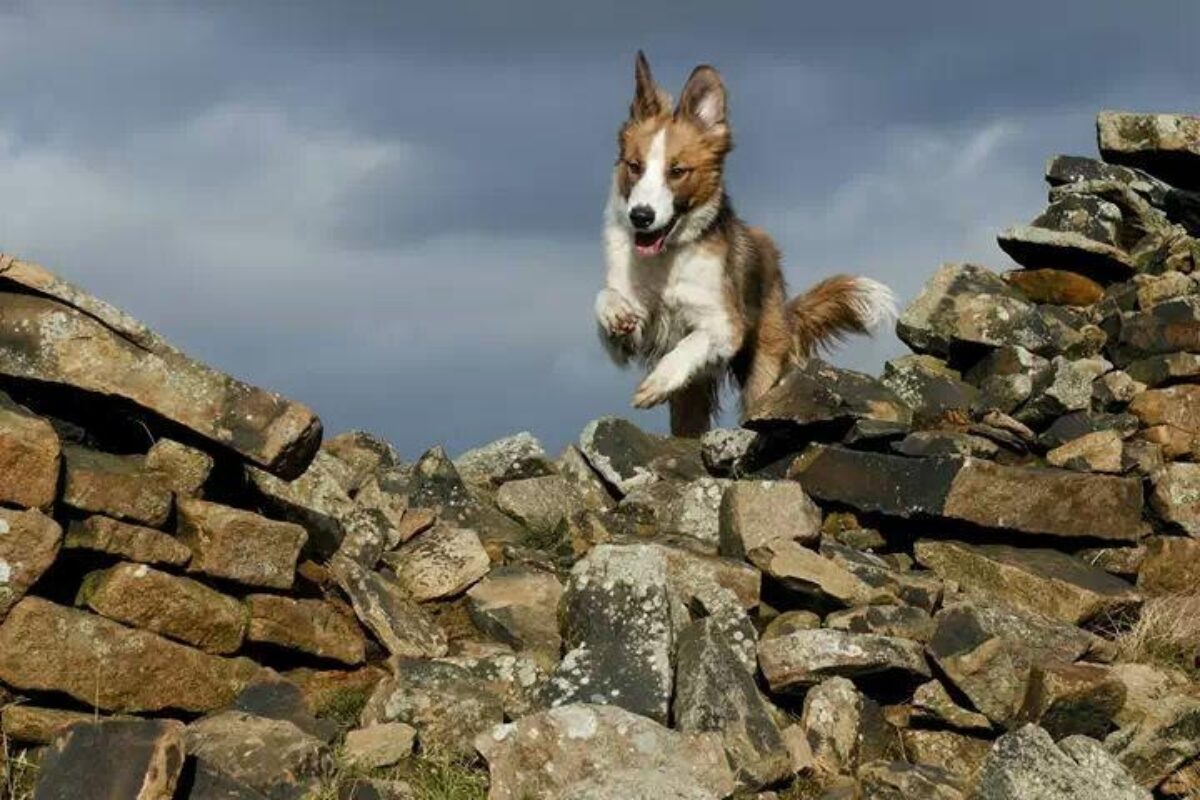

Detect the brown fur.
xmin=611 ymin=54 xmax=886 ymax=435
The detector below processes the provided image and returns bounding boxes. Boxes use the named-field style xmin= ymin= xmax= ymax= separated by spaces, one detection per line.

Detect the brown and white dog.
xmin=596 ymin=51 xmax=896 ymax=437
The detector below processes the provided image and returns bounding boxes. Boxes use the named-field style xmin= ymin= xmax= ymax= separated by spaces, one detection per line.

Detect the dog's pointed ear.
xmin=676 ymin=65 xmax=727 ymax=131
xmin=630 ymin=50 xmax=669 ymax=120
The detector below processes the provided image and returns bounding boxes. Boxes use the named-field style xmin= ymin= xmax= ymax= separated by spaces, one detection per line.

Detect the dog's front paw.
xmin=595 ymin=288 xmax=643 ymax=342
xmin=632 ymin=365 xmax=684 ymax=408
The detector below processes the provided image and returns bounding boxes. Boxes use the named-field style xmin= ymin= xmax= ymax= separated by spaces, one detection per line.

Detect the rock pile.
xmin=5 ymin=110 xmax=1200 ymax=800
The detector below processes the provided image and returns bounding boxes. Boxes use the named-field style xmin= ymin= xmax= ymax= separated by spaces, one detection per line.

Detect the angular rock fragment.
xmin=381 ymin=525 xmax=490 ymax=601
xmin=749 ymin=539 xmax=885 ymax=610
xmin=437 ymin=651 xmax=546 ymax=720
xmin=496 ymin=474 xmax=585 ymax=535
xmin=145 ymin=438 xmax=212 ymax=498
xmin=792 ymin=446 xmax=1145 ymax=542
xmin=1046 ymin=429 xmax=1125 ymax=473
xmin=322 ymin=430 xmax=399 ymax=493
xmin=65 ymin=515 xmax=191 ymax=566
xmin=328 ymin=556 xmax=447 ymax=659
xmin=0 ymin=508 xmax=61 ymax=620
xmin=744 ymin=358 xmax=911 ymax=435
xmin=361 ymin=658 xmax=503 ymax=759
xmin=2 ymin=706 xmax=115 ymax=745
xmin=0 ymin=255 xmax=321 ymax=478
xmin=1137 ymin=536 xmax=1200 ymax=594
xmin=973 ymin=724 xmax=1150 ymax=800
xmin=228 ymin=672 xmax=337 ymax=743
xmin=673 ymin=616 xmax=791 ymax=789
xmin=343 ymin=722 xmax=416 ymax=770
xmin=1106 ymin=697 xmax=1200 ymax=788
xmin=880 ymin=355 xmax=978 ymax=424
xmin=474 ymin=704 xmax=736 ymax=800
xmin=578 ymin=417 xmax=706 ymax=495
xmin=913 ymin=541 xmax=1141 ymax=625
xmin=1017 ymin=662 xmax=1125 ymax=740
xmin=616 ymin=477 xmax=728 ymax=552
xmin=0 ymin=597 xmax=259 ymax=713
xmin=892 ymin=430 xmax=1000 ymax=459
xmin=176 ymin=498 xmax=306 ymax=590
xmin=1125 ymin=352 xmax=1200 ymax=387
xmin=1037 ymin=409 xmax=1138 ymax=450
xmin=466 ymin=564 xmax=562 ymax=668
xmin=757 ymin=629 xmax=930 ymax=692
xmin=1115 ymin=297 xmax=1200 ymax=364
xmin=719 ymin=480 xmax=821 ymax=560
xmin=825 ymin=604 xmax=936 ymax=643
xmin=900 ymin=729 xmax=992 ymax=782
xmin=998 ymin=225 xmax=1135 ymax=281
xmin=1149 ymin=463 xmax=1200 ymax=535
xmin=245 ymin=594 xmax=365 ymax=665
xmin=819 ymin=541 xmax=944 ymax=613
xmin=247 ymin=450 xmax=356 ymax=559
xmin=858 ymin=760 xmax=966 ymax=800
xmin=0 ymin=392 xmax=60 ymax=511
xmin=454 ymin=431 xmax=553 ymax=487
xmin=79 ymin=562 xmax=246 ymax=654
xmin=557 ymin=444 xmax=616 ymax=511
xmin=34 ymin=719 xmax=185 ymax=800
xmin=1005 ymin=268 xmax=1105 ymax=306
xmin=965 ymin=345 xmax=1049 ymax=413
xmin=907 ymin=679 xmax=993 ymax=733
xmin=405 ymin=446 xmax=526 ymax=553
xmin=699 ymin=428 xmax=763 ymax=477
xmin=1098 ymin=111 xmax=1200 ymax=190
xmin=1015 ymin=355 xmax=1110 ymax=426
xmin=62 ymin=445 xmax=173 ymax=527
xmin=186 ymin=711 xmax=331 ymax=800
xmin=1046 ymin=154 xmax=1170 ymax=204
xmin=800 ymin=677 xmax=899 ymax=777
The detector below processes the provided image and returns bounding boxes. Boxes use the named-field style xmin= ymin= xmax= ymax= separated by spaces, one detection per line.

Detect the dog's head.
xmin=614 ymin=51 xmax=732 ymax=258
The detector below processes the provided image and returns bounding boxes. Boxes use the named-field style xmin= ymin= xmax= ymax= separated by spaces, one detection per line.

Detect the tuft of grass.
xmin=1108 ymin=593 xmax=1200 ymax=678
xmin=317 ymin=687 xmax=371 ymax=736
xmin=1 ymin=741 xmax=39 ymax=800
xmin=310 ymin=752 xmax=487 ymax=800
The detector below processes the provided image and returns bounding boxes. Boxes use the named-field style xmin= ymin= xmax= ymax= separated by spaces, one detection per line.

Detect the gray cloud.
xmin=0 ymin=1 xmax=1197 ymax=456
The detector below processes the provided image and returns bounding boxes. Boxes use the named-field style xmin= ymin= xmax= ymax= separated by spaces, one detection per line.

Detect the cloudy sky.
xmin=1 ymin=1 xmax=1198 ymax=457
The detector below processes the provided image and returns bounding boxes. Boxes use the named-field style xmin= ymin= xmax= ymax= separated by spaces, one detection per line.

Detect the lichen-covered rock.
xmin=79 ymin=562 xmax=247 ymax=654
xmin=745 ymin=358 xmax=911 ymax=435
xmin=673 ymin=616 xmax=791 ymax=789
xmin=800 ymin=677 xmax=889 ymax=776
xmin=792 ymin=446 xmax=1145 ymax=542
xmin=381 ymin=524 xmax=490 ymax=601
xmin=437 ymin=651 xmax=547 ymax=720
xmin=819 ymin=541 xmax=944 ymax=613
xmin=186 ymin=711 xmax=331 ymax=800
xmin=327 ymin=555 xmax=447 ymax=659
xmin=1037 ymin=410 xmax=1139 ymax=450
xmin=454 ymin=431 xmax=553 ymax=487
xmin=65 ymin=515 xmax=191 ymax=567
xmin=1105 ymin=697 xmax=1200 ymax=789
xmin=1015 ymin=356 xmax=1110 ymax=426
xmin=543 ymin=544 xmax=685 ymax=724
xmin=964 ymin=346 xmax=1049 ymax=413
xmin=881 ymin=355 xmax=979 ymax=424
xmin=757 ymin=629 xmax=930 ymax=693
xmin=1097 ymin=111 xmax=1200 ymax=190
xmin=900 ymin=729 xmax=992 ymax=783
xmin=892 ymin=430 xmax=1000 ymax=459
xmin=405 ymin=446 xmax=526 ymax=554
xmin=1045 ymin=154 xmax=1170 ymax=204
xmin=557 ymin=444 xmax=616 ymax=511
xmin=343 ymin=722 xmax=416 ymax=770
xmin=578 ymin=417 xmax=706 ymax=496
xmin=245 ymin=594 xmax=365 ymax=665
xmin=719 ymin=480 xmax=821 ymax=560
xmin=0 ymin=508 xmax=61 ymax=621
xmin=466 ymin=564 xmax=562 ymax=668
xmin=34 ymin=719 xmax=185 ymax=800
xmin=973 ymin=724 xmax=1150 ymax=800
xmin=913 ymin=540 xmax=1141 ymax=625
xmin=1130 ymin=384 xmax=1200 ymax=438
xmin=1124 ymin=352 xmax=1200 ymax=387
xmin=474 ymin=704 xmax=736 ymax=800
xmin=248 ymin=450 xmax=356 ymax=559
xmin=361 ymin=658 xmax=503 ymax=759
xmin=998 ymin=225 xmax=1135 ymax=281
xmin=0 ymin=391 xmax=60 ymax=511
xmin=145 ymin=438 xmax=212 ymax=498
xmin=62 ymin=444 xmax=173 ymax=527
xmin=907 ymin=679 xmax=993 ymax=733
xmin=748 ymin=539 xmax=886 ymax=610
xmin=1045 ymin=429 xmax=1125 ymax=473
xmin=1149 ymin=463 xmax=1200 ymax=535
xmin=322 ymin=430 xmax=399 ymax=493
xmin=825 ymin=604 xmax=936 ymax=643
xmin=0 ymin=255 xmax=321 ymax=479
xmin=858 ymin=760 xmax=966 ymax=800
xmin=176 ymin=498 xmax=306 ymax=590
xmin=700 ymin=428 xmax=763 ymax=477
xmin=496 ymin=474 xmax=586 ymax=535
xmin=0 ymin=597 xmax=259 ymax=713
xmin=1114 ymin=296 xmax=1200 ymax=364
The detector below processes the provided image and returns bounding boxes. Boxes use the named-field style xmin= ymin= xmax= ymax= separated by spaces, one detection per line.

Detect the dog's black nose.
xmin=629 ymin=205 xmax=655 ymax=230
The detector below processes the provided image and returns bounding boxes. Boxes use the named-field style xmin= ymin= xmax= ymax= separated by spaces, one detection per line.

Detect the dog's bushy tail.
xmin=785 ymin=275 xmax=897 ymax=359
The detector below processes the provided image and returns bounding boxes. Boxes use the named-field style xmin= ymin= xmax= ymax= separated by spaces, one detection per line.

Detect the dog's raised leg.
xmin=669 ymin=376 xmax=718 ymax=438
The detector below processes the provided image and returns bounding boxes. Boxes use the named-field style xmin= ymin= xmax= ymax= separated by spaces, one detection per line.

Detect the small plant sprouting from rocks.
xmin=317 ymin=687 xmax=372 ymax=736
xmin=311 ymin=751 xmax=488 ymax=800
xmin=1 ymin=739 xmax=38 ymax=800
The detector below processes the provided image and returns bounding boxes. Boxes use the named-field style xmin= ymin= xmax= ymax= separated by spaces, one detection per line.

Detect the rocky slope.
xmin=4 ymin=110 xmax=1200 ymax=799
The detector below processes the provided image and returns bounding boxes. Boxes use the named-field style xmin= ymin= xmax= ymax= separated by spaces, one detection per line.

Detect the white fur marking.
xmin=847 ymin=277 xmax=898 ymax=330
xmin=627 ymin=128 xmax=673 ymax=232
xmin=694 ymin=92 xmax=721 ymax=128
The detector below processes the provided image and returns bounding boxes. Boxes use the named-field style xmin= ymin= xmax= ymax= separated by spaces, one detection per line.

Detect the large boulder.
xmin=33 ymin=719 xmax=186 ymax=800
xmin=0 ymin=253 xmax=320 ymax=478
xmin=1097 ymin=111 xmax=1200 ymax=190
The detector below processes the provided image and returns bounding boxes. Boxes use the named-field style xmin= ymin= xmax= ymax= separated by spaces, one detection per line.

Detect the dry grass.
xmin=1108 ymin=593 xmax=1200 ymax=678
xmin=1 ymin=741 xmax=38 ymax=800
xmin=311 ymin=752 xmax=488 ymax=800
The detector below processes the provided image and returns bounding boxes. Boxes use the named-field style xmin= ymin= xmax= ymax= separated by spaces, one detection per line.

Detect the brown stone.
xmin=1130 ymin=384 xmax=1200 ymax=433
xmin=245 ymin=594 xmax=365 ymax=665
xmin=0 ymin=508 xmax=61 ymax=620
xmin=1045 ymin=429 xmax=1125 ymax=473
xmin=176 ymin=498 xmax=306 ymax=589
xmin=62 ymin=445 xmax=173 ymax=527
xmin=322 ymin=430 xmax=399 ymax=493
xmin=80 ymin=562 xmax=247 ymax=654
xmin=2 ymin=706 xmax=104 ymax=745
xmin=64 ymin=515 xmax=191 ymax=567
xmin=343 ymin=722 xmax=416 ymax=769
xmin=382 ymin=525 xmax=490 ymax=601
xmin=466 ymin=565 xmax=562 ymax=668
xmin=1005 ymin=269 xmax=1105 ymax=306
xmin=1016 ymin=661 xmax=1125 ymax=740
xmin=1137 ymin=424 xmax=1193 ymax=459
xmin=0 ymin=392 xmax=59 ymax=510
xmin=1149 ymin=463 xmax=1200 ymax=536
xmin=145 ymin=438 xmax=213 ymax=498
xmin=34 ymin=719 xmax=185 ymax=800
xmin=901 ymin=729 xmax=991 ymax=782
xmin=283 ymin=665 xmax=388 ymax=718
xmin=185 ymin=711 xmax=330 ymax=798
xmin=718 ymin=480 xmax=821 ymax=560
xmin=1097 ymin=111 xmax=1200 ymax=190
xmin=328 ymin=555 xmax=448 ymax=659
xmin=0 ymin=253 xmax=321 ymax=479
xmin=0 ymin=597 xmax=259 ymax=713
xmin=757 ymin=629 xmax=931 ymax=692
xmin=1137 ymin=536 xmax=1200 ymax=594
xmin=748 ymin=539 xmax=886 ymax=609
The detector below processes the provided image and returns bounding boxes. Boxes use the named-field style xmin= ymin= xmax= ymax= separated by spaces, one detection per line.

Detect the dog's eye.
xmin=669 ymin=165 xmax=691 ymax=179
xmin=626 ymin=160 xmax=643 ymax=176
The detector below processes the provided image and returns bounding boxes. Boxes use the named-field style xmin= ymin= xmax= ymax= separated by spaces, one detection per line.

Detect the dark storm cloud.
xmin=0 ymin=1 xmax=1197 ymax=455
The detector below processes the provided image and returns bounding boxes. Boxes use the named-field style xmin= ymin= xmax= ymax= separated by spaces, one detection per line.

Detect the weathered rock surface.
xmin=0 ymin=508 xmax=61 ymax=620
xmin=2 ymin=705 xmax=110 ymax=745
xmin=793 ymin=446 xmax=1144 ymax=542
xmin=719 ymin=480 xmax=820 ymax=560
xmin=1006 ymin=268 xmax=1105 ymax=306
xmin=1105 ymin=698 xmax=1200 ymax=789
xmin=998 ymin=224 xmax=1135 ymax=281
xmin=382 ymin=524 xmax=490 ymax=601
xmin=617 ymin=477 xmax=728 ymax=551
xmin=474 ymin=704 xmax=736 ymax=800
xmin=343 ymin=722 xmax=416 ymax=770
xmin=0 ymin=255 xmax=321 ymax=478
xmin=79 ymin=562 xmax=247 ymax=654
xmin=454 ymin=431 xmax=553 ymax=487
xmin=0 ymin=391 xmax=60 ymax=511
xmin=322 ymin=430 xmax=399 ymax=493
xmin=328 ymin=556 xmax=447 ymax=659
xmin=185 ymin=711 xmax=330 ymax=800
xmin=64 ymin=515 xmax=191 ymax=566
xmin=245 ymin=594 xmax=365 ymax=665
xmin=913 ymin=540 xmax=1141 ymax=625
xmin=496 ymin=474 xmax=585 ymax=535
xmin=466 ymin=565 xmax=562 ymax=668
xmin=1016 ymin=661 xmax=1125 ymax=740
xmin=578 ymin=417 xmax=705 ymax=495
xmin=62 ymin=444 xmax=173 ymax=527
xmin=1045 ymin=429 xmax=1125 ymax=473
xmin=145 ymin=438 xmax=212 ymax=498
xmin=758 ymin=629 xmax=930 ymax=692
xmin=1137 ymin=536 xmax=1200 ymax=594
xmin=177 ymin=498 xmax=306 ymax=589
xmin=1149 ymin=462 xmax=1200 ymax=536
xmin=0 ymin=597 xmax=259 ymax=713
xmin=745 ymin=358 xmax=911 ymax=434
xmin=34 ymin=719 xmax=185 ymax=800
xmin=1097 ymin=111 xmax=1200 ymax=190
xmin=825 ymin=604 xmax=936 ymax=643
xmin=749 ymin=539 xmax=885 ymax=610
xmin=404 ymin=446 xmax=526 ymax=553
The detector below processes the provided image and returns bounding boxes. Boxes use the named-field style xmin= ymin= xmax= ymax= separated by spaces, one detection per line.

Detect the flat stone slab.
xmin=176 ymin=498 xmax=306 ymax=589
xmin=792 ymin=446 xmax=1145 ymax=542
xmin=757 ymin=628 xmax=931 ymax=692
xmin=1097 ymin=111 xmax=1200 ymax=190
xmin=62 ymin=445 xmax=173 ymax=528
xmin=0 ymin=254 xmax=321 ymax=479
xmin=744 ymin=357 xmax=911 ymax=435
xmin=65 ymin=515 xmax=191 ymax=566
xmin=33 ymin=718 xmax=185 ymax=800
xmin=245 ymin=594 xmax=365 ymax=665
xmin=0 ymin=597 xmax=259 ymax=713
xmin=329 ymin=555 xmax=447 ymax=659
xmin=997 ymin=225 xmax=1135 ymax=281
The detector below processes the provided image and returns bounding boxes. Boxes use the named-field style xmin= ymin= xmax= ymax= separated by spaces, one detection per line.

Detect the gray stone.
xmin=1015 ymin=356 xmax=1110 ymax=427
xmin=437 ymin=651 xmax=546 ymax=720
xmin=900 ymin=729 xmax=992 ymax=782
xmin=381 ymin=524 xmax=490 ymax=601
xmin=328 ymin=555 xmax=447 ymax=659
xmin=965 ymin=346 xmax=1049 ymax=413
xmin=748 ymin=539 xmax=887 ymax=610
xmin=342 ymin=723 xmax=415 ymax=770
xmin=719 ymin=480 xmax=821 ymax=560
xmin=1016 ymin=662 xmax=1125 ymax=740
xmin=0 ymin=508 xmax=61 ymax=621
xmin=881 ymin=355 xmax=978 ymax=425
xmin=405 ymin=446 xmax=526 ymax=553
xmin=1125 ymin=352 xmax=1200 ymax=387
xmin=757 ymin=629 xmax=931 ymax=693
xmin=1150 ymin=462 xmax=1200 ymax=535
xmin=186 ymin=712 xmax=331 ymax=800
xmin=1045 ymin=154 xmax=1170 ymax=204
xmin=617 ymin=477 xmax=728 ymax=552
xmin=744 ymin=358 xmax=912 ymax=435
xmin=1097 ymin=111 xmax=1200 ymax=190
xmin=578 ymin=417 xmax=706 ymax=496
xmin=858 ymin=760 xmax=965 ymax=800
xmin=892 ymin=431 xmax=1000 ymax=460
xmin=33 ymin=719 xmax=186 ymax=800
xmin=454 ymin=431 xmax=553 ymax=486
xmin=1105 ymin=697 xmax=1200 ymax=789
xmin=321 ymin=430 xmax=399 ymax=494
xmin=247 ymin=450 xmax=355 ymax=559
xmin=466 ymin=564 xmax=563 ymax=668
xmin=998 ymin=224 xmax=1135 ymax=281
xmin=557 ymin=444 xmax=616 ymax=511
xmin=700 ymin=428 xmax=764 ymax=477
xmin=825 ymin=604 xmax=936 ymax=643
xmin=908 ymin=680 xmax=993 ymax=733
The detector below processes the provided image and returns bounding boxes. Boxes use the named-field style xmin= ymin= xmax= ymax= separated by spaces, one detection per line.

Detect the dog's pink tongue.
xmin=635 ymin=234 xmax=666 ymax=257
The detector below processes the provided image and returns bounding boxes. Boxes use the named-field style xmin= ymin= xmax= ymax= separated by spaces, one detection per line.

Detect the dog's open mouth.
xmin=633 ymin=218 xmax=677 ymax=257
